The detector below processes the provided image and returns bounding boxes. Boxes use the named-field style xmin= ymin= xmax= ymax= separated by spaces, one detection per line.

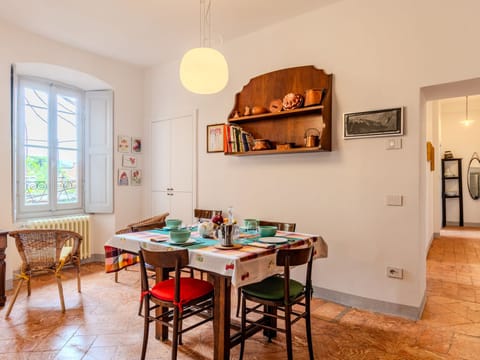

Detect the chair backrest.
xmin=276 ymin=246 xmax=313 ymax=303
xmin=116 ymin=212 xmax=169 ymax=234
xmin=8 ymin=229 xmax=82 ymax=272
xmin=259 ymin=220 xmax=296 ymax=232
xmin=194 ymin=209 xmax=222 ymax=222
xmin=139 ymin=248 xmax=190 ymax=303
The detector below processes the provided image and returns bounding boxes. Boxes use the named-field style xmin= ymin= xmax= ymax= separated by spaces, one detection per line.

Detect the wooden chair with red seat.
xmin=239 ymin=245 xmax=314 ymax=360
xmin=139 ymin=247 xmax=214 ymax=360
xmin=5 ymin=229 xmax=82 ymax=318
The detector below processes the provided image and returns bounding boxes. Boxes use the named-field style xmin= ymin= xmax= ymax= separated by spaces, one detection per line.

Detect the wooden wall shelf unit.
xmin=225 ymin=65 xmax=332 ymax=156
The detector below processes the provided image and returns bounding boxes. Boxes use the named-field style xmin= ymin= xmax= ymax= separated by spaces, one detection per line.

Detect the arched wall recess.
xmin=467 ymin=152 xmax=480 ymax=200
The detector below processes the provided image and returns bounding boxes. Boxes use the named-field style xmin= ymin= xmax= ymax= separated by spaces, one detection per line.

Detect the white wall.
xmin=0 ymin=20 xmax=145 ymax=283
xmin=440 ymin=96 xmax=480 ymax=225
xmin=145 ymin=0 xmax=480 ymax=310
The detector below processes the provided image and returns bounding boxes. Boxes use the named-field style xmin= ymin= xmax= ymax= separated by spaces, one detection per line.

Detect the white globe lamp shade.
xmin=179 ymin=47 xmax=229 ymax=94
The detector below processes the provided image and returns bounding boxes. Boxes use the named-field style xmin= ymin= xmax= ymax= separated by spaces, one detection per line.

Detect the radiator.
xmin=27 ymin=215 xmax=91 ymax=260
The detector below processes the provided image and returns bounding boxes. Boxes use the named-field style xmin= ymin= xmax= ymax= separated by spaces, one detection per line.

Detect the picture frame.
xmin=117 ymin=135 xmax=131 ymax=152
xmin=131 ymin=169 xmax=142 ymax=185
xmin=343 ymin=107 xmax=404 ymax=139
xmin=122 ymin=154 xmax=137 ymax=168
xmin=207 ymin=123 xmax=224 ymax=153
xmin=132 ymin=137 xmax=142 ymax=153
xmin=117 ymin=169 xmax=130 ymax=186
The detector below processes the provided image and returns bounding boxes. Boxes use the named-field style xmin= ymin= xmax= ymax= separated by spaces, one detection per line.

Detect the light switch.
xmin=385 ymin=194 xmax=403 ymax=206
xmin=386 ymin=138 xmax=402 ymax=150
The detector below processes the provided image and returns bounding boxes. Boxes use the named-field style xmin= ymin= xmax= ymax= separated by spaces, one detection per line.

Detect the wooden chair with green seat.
xmin=239 ymin=245 xmax=315 ymax=360
xmin=5 ymin=229 xmax=83 ymax=318
xmin=113 ymin=212 xmax=169 ymax=283
xmin=236 ymin=220 xmax=296 ymax=317
xmin=138 ymin=247 xmax=214 ymax=360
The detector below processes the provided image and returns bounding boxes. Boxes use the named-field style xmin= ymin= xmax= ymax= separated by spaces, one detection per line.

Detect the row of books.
xmin=223 ymin=124 xmax=255 ymax=153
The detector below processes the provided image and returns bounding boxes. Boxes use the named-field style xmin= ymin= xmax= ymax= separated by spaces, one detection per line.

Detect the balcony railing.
xmin=25 ymin=178 xmax=78 ymax=204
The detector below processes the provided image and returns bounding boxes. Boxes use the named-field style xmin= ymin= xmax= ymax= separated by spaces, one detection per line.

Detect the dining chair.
xmin=194 ymin=208 xmax=222 ymax=222
xmin=239 ymin=245 xmax=314 ymax=360
xmin=235 ymin=220 xmax=297 ymax=317
xmin=114 ymin=212 xmax=169 ymax=283
xmin=5 ymin=229 xmax=83 ymax=318
xmin=139 ymin=247 xmax=214 ymax=360
xmin=258 ymin=220 xmax=296 ymax=232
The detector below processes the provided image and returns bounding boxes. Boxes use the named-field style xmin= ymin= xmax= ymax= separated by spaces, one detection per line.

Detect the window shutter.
xmin=84 ymin=90 xmax=113 ymax=213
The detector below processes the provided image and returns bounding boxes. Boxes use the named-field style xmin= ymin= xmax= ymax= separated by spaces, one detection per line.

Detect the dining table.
xmin=104 ymin=226 xmax=328 ymax=360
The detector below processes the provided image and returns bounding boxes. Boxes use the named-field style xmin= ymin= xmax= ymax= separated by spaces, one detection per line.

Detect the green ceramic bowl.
xmin=169 ymin=229 xmax=191 ymax=244
xmin=258 ymin=226 xmax=277 ymax=237
xmin=166 ymin=219 xmax=182 ymax=229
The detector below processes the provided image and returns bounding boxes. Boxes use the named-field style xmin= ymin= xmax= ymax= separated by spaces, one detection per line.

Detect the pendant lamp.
xmin=179 ymin=0 xmax=229 ymax=94
xmin=461 ymin=96 xmax=473 ymax=127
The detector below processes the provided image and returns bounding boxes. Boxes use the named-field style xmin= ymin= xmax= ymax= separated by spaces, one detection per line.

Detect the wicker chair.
xmin=5 ymin=229 xmax=83 ymax=318
xmin=194 ymin=209 xmax=222 ymax=223
xmin=114 ymin=212 xmax=169 ymax=283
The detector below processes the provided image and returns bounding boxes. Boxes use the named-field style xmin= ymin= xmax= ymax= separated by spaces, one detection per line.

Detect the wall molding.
xmin=313 ymin=286 xmax=426 ymax=320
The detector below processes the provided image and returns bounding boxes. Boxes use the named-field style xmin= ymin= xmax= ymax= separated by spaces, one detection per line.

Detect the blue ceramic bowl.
xmin=258 ymin=226 xmax=277 ymax=237
xmin=169 ymin=229 xmax=191 ymax=244
xmin=166 ymin=219 xmax=182 ymax=230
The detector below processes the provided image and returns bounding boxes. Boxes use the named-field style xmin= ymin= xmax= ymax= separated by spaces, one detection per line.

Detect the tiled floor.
xmin=2 ymin=234 xmax=480 ymax=359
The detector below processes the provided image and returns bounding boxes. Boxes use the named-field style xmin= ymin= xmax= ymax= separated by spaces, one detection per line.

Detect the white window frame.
xmin=15 ymin=76 xmax=84 ymax=219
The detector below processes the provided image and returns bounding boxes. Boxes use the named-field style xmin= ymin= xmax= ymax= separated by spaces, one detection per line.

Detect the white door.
xmin=151 ymin=113 xmax=196 ymax=224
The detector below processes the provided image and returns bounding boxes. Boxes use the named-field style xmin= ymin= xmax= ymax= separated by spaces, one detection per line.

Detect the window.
xmin=13 ymin=73 xmax=113 ymax=220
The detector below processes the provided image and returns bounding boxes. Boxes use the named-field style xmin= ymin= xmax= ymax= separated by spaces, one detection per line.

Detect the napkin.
xmin=149 ymin=235 xmax=169 ymax=243
xmin=248 ymin=242 xmax=275 ymax=249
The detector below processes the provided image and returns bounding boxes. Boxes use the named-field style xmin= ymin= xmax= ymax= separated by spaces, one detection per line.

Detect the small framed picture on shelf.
xmin=122 ymin=154 xmax=137 ymax=168
xmin=117 ymin=169 xmax=130 ymax=186
xmin=132 ymin=137 xmax=142 ymax=153
xmin=131 ymin=169 xmax=142 ymax=186
xmin=117 ymin=135 xmax=130 ymax=152
xmin=343 ymin=107 xmax=403 ymax=139
xmin=207 ymin=123 xmax=224 ymax=153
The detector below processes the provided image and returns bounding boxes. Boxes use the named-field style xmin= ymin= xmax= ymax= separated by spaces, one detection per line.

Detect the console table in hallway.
xmin=0 ymin=230 xmax=7 ymax=306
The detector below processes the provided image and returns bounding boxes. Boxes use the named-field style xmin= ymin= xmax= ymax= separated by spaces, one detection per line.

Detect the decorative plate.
xmin=258 ymin=237 xmax=288 ymax=244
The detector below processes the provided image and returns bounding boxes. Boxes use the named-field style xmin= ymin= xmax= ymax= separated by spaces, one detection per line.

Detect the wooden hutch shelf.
xmin=224 ymin=65 xmax=332 ymax=156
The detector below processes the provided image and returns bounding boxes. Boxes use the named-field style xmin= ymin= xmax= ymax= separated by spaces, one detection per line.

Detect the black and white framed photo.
xmin=343 ymin=107 xmax=404 ymax=139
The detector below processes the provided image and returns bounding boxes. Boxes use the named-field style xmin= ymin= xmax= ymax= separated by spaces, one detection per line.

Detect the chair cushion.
xmin=150 ymin=278 xmax=213 ymax=305
xmin=242 ymin=275 xmax=305 ymax=301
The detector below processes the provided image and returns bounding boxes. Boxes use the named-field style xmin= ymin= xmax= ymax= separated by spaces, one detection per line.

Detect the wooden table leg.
xmin=0 ymin=231 xmax=7 ymax=307
xmin=210 ymin=273 xmax=231 ymax=360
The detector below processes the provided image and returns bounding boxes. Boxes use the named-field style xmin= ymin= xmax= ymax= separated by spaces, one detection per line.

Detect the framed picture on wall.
xmin=207 ymin=123 xmax=224 ymax=153
xmin=118 ymin=135 xmax=131 ymax=152
xmin=118 ymin=169 xmax=130 ymax=186
xmin=343 ymin=107 xmax=404 ymax=139
xmin=122 ymin=154 xmax=137 ymax=167
xmin=132 ymin=137 xmax=142 ymax=153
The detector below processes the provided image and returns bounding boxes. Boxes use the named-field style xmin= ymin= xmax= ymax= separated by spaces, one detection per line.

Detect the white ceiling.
xmin=0 ymin=0 xmax=339 ymax=67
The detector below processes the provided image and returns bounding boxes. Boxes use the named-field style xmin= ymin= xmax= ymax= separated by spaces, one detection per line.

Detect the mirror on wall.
xmin=468 ymin=153 xmax=480 ymax=200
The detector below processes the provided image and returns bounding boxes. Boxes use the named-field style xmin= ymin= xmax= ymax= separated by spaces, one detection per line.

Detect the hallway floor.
xmin=2 ymin=235 xmax=480 ymax=359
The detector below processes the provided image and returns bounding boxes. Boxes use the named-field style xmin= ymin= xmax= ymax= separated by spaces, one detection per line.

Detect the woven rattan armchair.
xmin=5 ymin=229 xmax=83 ymax=318
xmin=113 ymin=212 xmax=169 ymax=282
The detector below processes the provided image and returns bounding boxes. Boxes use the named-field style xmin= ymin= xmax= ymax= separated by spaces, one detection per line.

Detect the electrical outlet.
xmin=387 ymin=266 xmax=404 ymax=279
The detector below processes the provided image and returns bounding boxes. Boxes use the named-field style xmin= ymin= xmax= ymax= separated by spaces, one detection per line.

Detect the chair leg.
xmin=27 ymin=277 xmax=31 ymax=296
xmin=236 ymin=287 xmax=242 ymax=317
xmin=4 ymin=278 xmax=25 ymax=318
xmin=75 ymin=258 xmax=81 ymax=293
xmin=172 ymin=307 xmax=180 ymax=360
xmin=285 ymin=305 xmax=293 ymax=360
xmin=305 ymin=298 xmax=314 ymax=360
xmin=239 ymin=293 xmax=246 ymax=360
xmin=141 ymin=297 xmax=150 ymax=360
xmin=115 ymin=271 xmax=119 ymax=283
xmin=56 ymin=275 xmax=66 ymax=313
